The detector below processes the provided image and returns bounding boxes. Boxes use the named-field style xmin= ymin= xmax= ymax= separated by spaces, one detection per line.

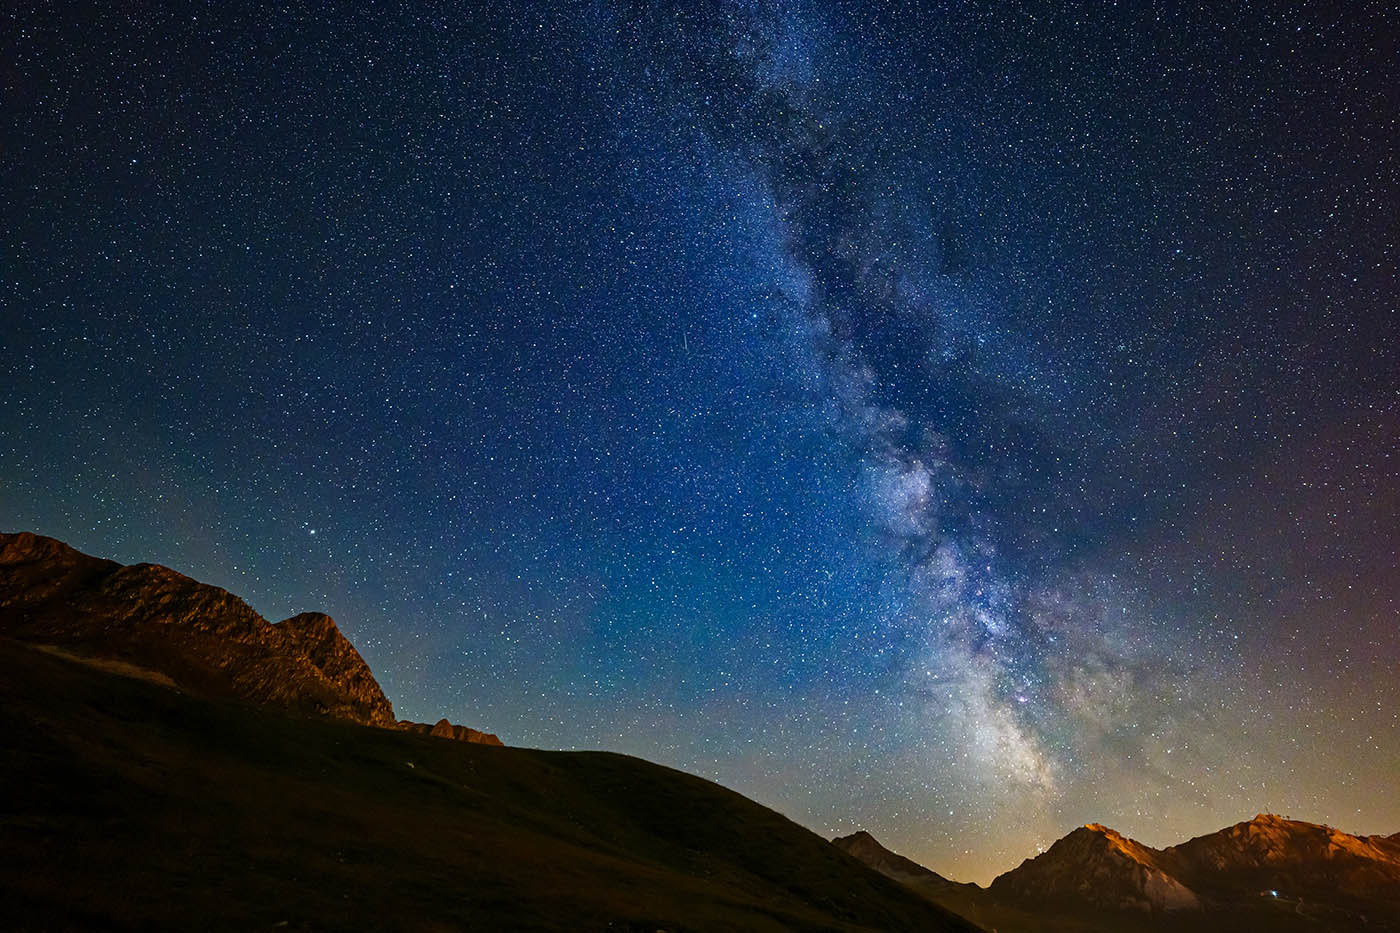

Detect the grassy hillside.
xmin=0 ymin=639 xmax=978 ymax=932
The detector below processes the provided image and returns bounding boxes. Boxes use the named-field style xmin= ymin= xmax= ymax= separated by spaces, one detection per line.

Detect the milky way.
xmin=4 ymin=2 xmax=1397 ymax=881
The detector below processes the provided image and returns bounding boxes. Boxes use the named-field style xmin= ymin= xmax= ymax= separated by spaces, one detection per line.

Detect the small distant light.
xmin=1270 ymin=890 xmax=1278 ymax=898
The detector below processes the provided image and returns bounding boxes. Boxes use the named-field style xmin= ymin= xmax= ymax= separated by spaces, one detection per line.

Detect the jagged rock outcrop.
xmin=277 ymin=611 xmax=395 ymax=726
xmin=0 ymin=530 xmax=120 ymax=610
xmin=398 ymin=717 xmax=504 ymax=746
xmin=0 ymin=532 xmax=492 ymax=739
xmin=990 ymin=822 xmax=1200 ymax=911
xmin=0 ymin=531 xmax=394 ymax=726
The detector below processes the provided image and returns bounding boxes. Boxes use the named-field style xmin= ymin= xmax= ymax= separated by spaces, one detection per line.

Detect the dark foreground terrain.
xmin=0 ymin=638 xmax=976 ymax=932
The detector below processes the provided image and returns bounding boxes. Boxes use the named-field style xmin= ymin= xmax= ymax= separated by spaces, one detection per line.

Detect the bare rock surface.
xmin=990 ymin=822 xmax=1200 ymax=911
xmin=834 ymin=830 xmax=965 ymax=890
xmin=0 ymin=531 xmax=470 ymax=736
xmin=398 ymin=717 xmax=505 ymax=745
xmin=986 ymin=813 xmax=1400 ymax=927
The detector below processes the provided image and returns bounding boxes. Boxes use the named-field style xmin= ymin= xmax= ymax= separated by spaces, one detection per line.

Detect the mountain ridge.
xmin=0 ymin=530 xmax=498 ymax=743
xmin=839 ymin=818 xmax=1400 ymax=931
xmin=1160 ymin=813 xmax=1400 ymax=908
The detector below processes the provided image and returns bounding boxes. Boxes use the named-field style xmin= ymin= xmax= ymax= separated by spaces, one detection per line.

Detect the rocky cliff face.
xmin=277 ymin=611 xmax=395 ymax=726
xmin=0 ymin=531 xmax=431 ymax=734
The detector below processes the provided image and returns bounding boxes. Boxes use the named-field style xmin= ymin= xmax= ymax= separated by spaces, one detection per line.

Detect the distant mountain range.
xmin=837 ymin=814 xmax=1400 ymax=932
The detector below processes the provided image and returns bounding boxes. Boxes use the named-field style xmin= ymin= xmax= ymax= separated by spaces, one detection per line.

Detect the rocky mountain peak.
xmin=276 ymin=611 xmax=396 ymax=728
xmin=985 ymin=814 xmax=1400 ymax=923
xmin=1 ymin=531 xmax=72 ymax=565
xmin=832 ymin=830 xmax=965 ymax=896
xmin=833 ymin=830 xmax=894 ymax=862
xmin=991 ymin=822 xmax=1200 ymax=912
xmin=0 ymin=532 xmax=491 ymax=740
xmin=1164 ymin=813 xmax=1400 ymax=901
xmin=1075 ymin=823 xmax=1163 ymax=865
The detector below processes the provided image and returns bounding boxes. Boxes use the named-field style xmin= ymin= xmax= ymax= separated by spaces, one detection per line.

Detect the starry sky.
xmin=3 ymin=1 xmax=1397 ymax=883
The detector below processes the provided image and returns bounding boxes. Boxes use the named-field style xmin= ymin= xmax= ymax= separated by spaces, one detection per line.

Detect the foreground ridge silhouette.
xmin=0 ymin=531 xmax=977 ymax=932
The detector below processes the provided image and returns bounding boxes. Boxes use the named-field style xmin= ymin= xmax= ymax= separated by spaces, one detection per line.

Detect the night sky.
xmin=4 ymin=2 xmax=1397 ymax=882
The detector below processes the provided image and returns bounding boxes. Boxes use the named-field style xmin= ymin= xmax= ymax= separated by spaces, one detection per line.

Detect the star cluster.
xmin=3 ymin=1 xmax=1397 ymax=882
